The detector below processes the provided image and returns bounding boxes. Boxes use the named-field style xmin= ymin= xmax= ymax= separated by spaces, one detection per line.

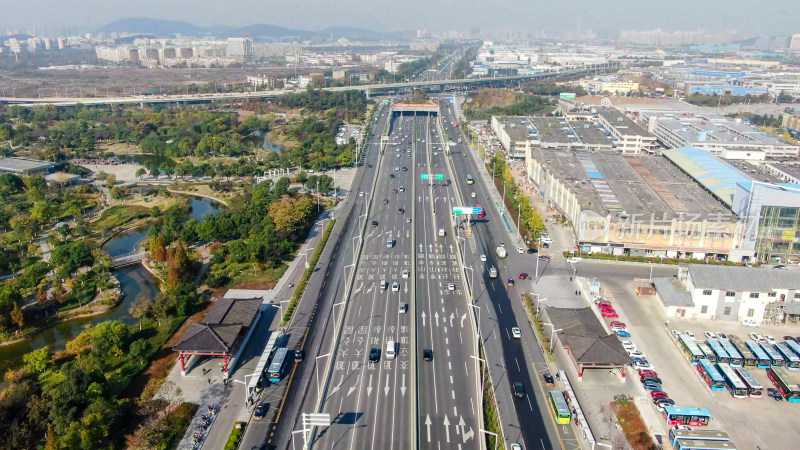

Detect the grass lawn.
xmin=211 ymin=260 xmax=288 ymax=290
xmin=94 ymin=205 xmax=151 ymax=232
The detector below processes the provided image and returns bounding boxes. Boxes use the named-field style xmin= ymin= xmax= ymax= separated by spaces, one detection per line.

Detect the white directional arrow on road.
xmin=348 ymin=376 xmax=359 ymax=397
xmin=449 ymin=312 xmax=455 ymax=327
xmin=384 ymin=376 xmax=390 ymax=396
xmin=463 ymin=426 xmax=474 ymax=443
xmin=460 ymin=313 xmax=466 ymax=327
xmin=421 ymin=311 xmax=427 ymax=326
xmin=425 ymin=415 xmax=432 ymax=443
xmin=458 ymin=416 xmax=466 ymax=435
xmin=366 ymin=374 xmax=374 ymax=396
xmin=449 ymin=244 xmax=453 ymax=253
xmin=434 ymin=311 xmax=440 ymax=327
xmin=400 ymin=374 xmax=407 ymax=396
xmin=404 ymin=282 xmax=408 ymax=294
xmin=429 ymin=243 xmax=433 ymax=252
xmin=332 ymin=376 xmax=343 ymax=394
xmin=443 ymin=415 xmax=451 ymax=443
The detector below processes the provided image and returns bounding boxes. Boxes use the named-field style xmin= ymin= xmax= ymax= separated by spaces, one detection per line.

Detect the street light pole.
xmin=542 ymin=323 xmax=564 ymax=354
xmin=315 ymin=353 xmax=331 ymax=404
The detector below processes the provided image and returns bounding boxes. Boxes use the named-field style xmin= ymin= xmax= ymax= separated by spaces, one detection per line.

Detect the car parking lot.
xmin=585 ymin=264 xmax=800 ymax=450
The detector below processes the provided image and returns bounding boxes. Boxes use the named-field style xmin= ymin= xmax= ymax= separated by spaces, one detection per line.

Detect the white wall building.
xmin=654 ymin=264 xmax=800 ymax=324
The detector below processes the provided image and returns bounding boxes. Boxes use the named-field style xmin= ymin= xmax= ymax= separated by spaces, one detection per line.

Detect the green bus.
xmin=548 ymin=390 xmax=571 ymax=424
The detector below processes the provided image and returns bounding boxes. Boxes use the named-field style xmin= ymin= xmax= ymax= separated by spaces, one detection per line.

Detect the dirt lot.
xmin=0 ymin=66 xmax=298 ymax=98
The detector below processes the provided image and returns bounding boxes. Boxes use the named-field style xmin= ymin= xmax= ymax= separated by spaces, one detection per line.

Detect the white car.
xmin=684 ymin=331 xmax=696 ymax=340
xmin=391 ymin=282 xmax=400 ymax=292
xmin=480 ymin=254 xmax=487 ymax=262
xmin=703 ymin=331 xmax=717 ymax=340
xmin=627 ymin=350 xmax=645 ymax=358
xmin=511 ymin=327 xmax=522 ymax=339
xmin=741 ymin=319 xmax=759 ymax=327
xmin=620 ymin=340 xmax=636 ymax=349
xmin=447 ymin=283 xmax=455 ymax=291
xmin=765 ymin=335 xmax=777 ymax=345
xmin=749 ymin=332 xmax=766 ymax=343
xmin=394 ymin=166 xmax=400 ymax=171
xmin=471 ymin=192 xmax=477 ymax=198
xmin=359 ymin=191 xmax=364 ymax=197
xmin=567 ymin=257 xmax=583 ymax=264
xmin=611 ymin=325 xmax=627 ymax=332
xmin=402 ymin=269 xmax=410 ymax=279
xmin=516 ymin=247 xmax=524 ymax=254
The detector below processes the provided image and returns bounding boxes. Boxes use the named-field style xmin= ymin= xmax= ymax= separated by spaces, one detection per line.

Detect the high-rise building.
xmin=791 ymin=34 xmax=800 ymax=50
xmin=227 ymin=38 xmax=252 ymax=61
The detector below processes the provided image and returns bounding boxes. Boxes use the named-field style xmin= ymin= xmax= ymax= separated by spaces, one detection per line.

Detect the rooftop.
xmin=652 ymin=115 xmax=797 ymax=151
xmin=496 ymin=116 xmax=530 ymax=143
xmin=653 ymin=277 xmax=694 ymax=307
xmin=173 ymin=297 xmax=262 ymax=354
xmin=596 ymin=107 xmax=653 ymax=138
xmin=685 ymin=264 xmax=800 ymax=292
xmin=544 ymin=307 xmax=632 ymax=367
xmin=662 ymin=147 xmax=753 ymax=207
xmin=531 ymin=148 xmax=735 ymax=220
xmin=0 ymin=157 xmax=55 ymax=172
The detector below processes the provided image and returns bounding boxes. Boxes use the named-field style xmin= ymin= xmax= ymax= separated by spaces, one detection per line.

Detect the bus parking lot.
xmin=578 ymin=261 xmax=800 ymax=450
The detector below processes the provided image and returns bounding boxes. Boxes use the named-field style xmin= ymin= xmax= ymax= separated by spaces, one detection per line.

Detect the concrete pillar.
xmin=180 ymin=353 xmax=186 ymax=376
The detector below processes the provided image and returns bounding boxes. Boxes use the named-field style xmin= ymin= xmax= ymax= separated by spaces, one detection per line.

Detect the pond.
xmin=0 ymin=195 xmax=223 ymax=383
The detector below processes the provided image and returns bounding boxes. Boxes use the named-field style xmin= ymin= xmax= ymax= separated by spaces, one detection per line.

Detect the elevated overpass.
xmin=0 ymin=64 xmax=616 ymax=107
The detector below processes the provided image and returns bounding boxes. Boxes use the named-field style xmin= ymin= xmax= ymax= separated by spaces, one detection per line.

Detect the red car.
xmin=599 ymin=303 xmax=614 ymax=310
xmin=651 ymin=390 xmax=669 ymax=399
xmin=519 ymin=273 xmax=528 ymax=280
xmin=610 ymin=321 xmax=626 ymax=328
xmin=597 ymin=301 xmax=612 ymax=308
xmin=601 ymin=310 xmax=619 ymax=318
xmin=638 ymin=369 xmax=659 ymax=378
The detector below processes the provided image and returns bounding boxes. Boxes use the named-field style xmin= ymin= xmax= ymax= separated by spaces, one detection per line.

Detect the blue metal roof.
xmin=663 ymin=147 xmax=754 ymax=205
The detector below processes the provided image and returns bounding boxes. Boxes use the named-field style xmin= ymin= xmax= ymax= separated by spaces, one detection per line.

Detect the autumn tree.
xmin=129 ymin=294 xmax=153 ymax=331
xmin=268 ymin=194 xmax=315 ymax=237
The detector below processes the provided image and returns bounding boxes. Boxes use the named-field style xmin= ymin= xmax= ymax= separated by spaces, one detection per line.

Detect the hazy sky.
xmin=2 ymin=0 xmax=800 ymax=36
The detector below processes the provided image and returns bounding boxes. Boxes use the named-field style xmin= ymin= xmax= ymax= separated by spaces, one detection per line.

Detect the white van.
xmin=387 ymin=233 xmax=393 ymax=248
xmin=380 ymin=280 xmax=387 ymax=291
xmin=438 ymin=228 xmax=445 ymax=237
xmin=385 ymin=340 xmax=396 ymax=360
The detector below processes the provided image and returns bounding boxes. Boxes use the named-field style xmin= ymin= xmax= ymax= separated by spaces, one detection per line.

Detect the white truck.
xmin=496 ymin=246 xmax=507 ymax=259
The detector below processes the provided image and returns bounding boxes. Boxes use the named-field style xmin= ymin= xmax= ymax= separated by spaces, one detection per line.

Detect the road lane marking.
xmin=515 ymin=357 xmax=521 ymax=372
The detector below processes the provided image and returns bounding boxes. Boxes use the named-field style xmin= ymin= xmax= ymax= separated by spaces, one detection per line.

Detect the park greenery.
xmin=465 ymin=92 xmax=555 ymax=120
xmin=488 ymin=153 xmax=546 ymax=242
xmin=0 ymin=90 xmax=367 ymax=449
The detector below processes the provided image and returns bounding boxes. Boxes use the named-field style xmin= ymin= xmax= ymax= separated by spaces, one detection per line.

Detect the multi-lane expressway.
xmin=272 ymin=99 xmax=588 ymax=450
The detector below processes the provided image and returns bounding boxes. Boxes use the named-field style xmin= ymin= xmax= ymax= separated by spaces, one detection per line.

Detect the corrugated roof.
xmin=653 ymin=277 xmax=694 ymax=307
xmin=544 ymin=307 xmax=632 ymax=366
xmin=662 ymin=147 xmax=753 ymax=206
xmin=687 ymin=264 xmax=800 ymax=292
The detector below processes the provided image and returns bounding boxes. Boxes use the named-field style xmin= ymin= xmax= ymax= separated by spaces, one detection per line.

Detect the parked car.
xmin=596 ymin=300 xmax=612 ymax=308
xmin=599 ymin=304 xmax=615 ymax=310
xmin=671 ymin=424 xmax=691 ymax=432
xmin=538 ymin=255 xmax=551 ymax=262
xmin=617 ymin=330 xmax=631 ymax=338
xmin=601 ymin=310 xmax=619 ymax=318
xmin=640 ymin=376 xmax=662 ymax=385
xmin=704 ymin=331 xmax=717 ymax=339
xmin=423 ymin=349 xmax=433 ymax=361
xmin=651 ymin=390 xmax=669 ymax=399
xmin=749 ymin=332 xmax=766 ymax=343
xmin=611 ymin=324 xmax=627 ymax=331
xmin=742 ymin=319 xmax=759 ymax=327
xmin=566 ymin=257 xmax=582 ymax=264
xmin=254 ymin=403 xmax=267 ymax=419
xmin=768 ymin=388 xmax=783 ymax=401
xmin=765 ymin=335 xmax=777 ymax=345
xmin=655 ymin=398 xmax=675 ymax=407
xmin=628 ymin=350 xmax=645 ymax=358
xmin=518 ymin=273 xmax=528 ymax=280
xmin=543 ymin=373 xmax=555 ymax=387
xmin=643 ymin=382 xmax=663 ymax=391
xmin=638 ymin=369 xmax=658 ymax=378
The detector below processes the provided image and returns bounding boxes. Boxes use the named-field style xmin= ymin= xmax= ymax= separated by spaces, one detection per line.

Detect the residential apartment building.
xmin=491 ymin=116 xmax=530 ymax=159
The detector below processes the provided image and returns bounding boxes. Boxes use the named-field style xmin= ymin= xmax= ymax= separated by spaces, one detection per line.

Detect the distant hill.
xmin=95 ymin=17 xmax=393 ymax=41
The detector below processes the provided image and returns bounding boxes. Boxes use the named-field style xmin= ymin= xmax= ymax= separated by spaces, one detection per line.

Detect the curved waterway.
xmin=0 ymin=196 xmax=222 ymax=382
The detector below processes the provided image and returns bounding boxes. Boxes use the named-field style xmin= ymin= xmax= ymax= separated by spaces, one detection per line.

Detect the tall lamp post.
xmin=542 ymin=323 xmax=563 ymax=354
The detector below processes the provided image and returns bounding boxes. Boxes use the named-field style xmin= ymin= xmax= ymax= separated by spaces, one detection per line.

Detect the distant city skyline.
xmin=2 ymin=0 xmax=800 ymax=38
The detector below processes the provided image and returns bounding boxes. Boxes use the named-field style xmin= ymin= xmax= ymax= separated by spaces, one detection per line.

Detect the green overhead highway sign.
xmin=420 ymin=174 xmax=429 ymax=180
xmin=420 ymin=174 xmax=445 ymax=180
xmin=435 ymin=174 xmax=444 ymax=180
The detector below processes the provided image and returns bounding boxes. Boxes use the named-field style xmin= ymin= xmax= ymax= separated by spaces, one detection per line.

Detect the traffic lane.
xmin=313 ymin=132 xmax=403 ymax=447
xmin=417 ymin=118 xmax=480 ymax=449
xmin=274 ymin=121 xmax=391 ymax=449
